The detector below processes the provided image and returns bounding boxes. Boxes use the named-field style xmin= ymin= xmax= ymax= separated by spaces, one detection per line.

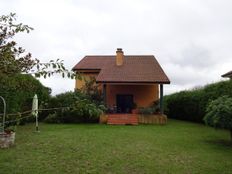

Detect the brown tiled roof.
xmin=221 ymin=70 xmax=232 ymax=78
xmin=73 ymin=55 xmax=170 ymax=84
xmin=73 ymin=56 xmax=112 ymax=70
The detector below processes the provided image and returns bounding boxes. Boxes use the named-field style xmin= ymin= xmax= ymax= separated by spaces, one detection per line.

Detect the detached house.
xmin=73 ymin=48 xmax=170 ymax=119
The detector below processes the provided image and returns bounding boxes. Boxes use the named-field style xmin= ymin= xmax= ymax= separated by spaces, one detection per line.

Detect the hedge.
xmin=0 ymin=74 xmax=51 ymax=121
xmin=164 ymin=80 xmax=232 ymax=123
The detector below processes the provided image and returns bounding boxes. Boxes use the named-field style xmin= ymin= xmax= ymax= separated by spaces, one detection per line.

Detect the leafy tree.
xmin=0 ymin=13 xmax=76 ymax=130
xmin=203 ymin=96 xmax=232 ymax=141
xmin=0 ymin=12 xmax=75 ymax=78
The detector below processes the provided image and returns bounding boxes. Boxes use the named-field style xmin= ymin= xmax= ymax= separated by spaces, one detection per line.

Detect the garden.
xmin=0 ymin=120 xmax=232 ymax=174
xmin=1 ymin=12 xmax=232 ymax=174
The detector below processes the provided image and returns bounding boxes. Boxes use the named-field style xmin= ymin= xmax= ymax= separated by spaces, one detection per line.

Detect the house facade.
xmin=73 ymin=48 xmax=170 ymax=114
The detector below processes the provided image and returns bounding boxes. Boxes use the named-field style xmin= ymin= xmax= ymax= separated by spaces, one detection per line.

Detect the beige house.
xmin=73 ymin=48 xmax=170 ymax=115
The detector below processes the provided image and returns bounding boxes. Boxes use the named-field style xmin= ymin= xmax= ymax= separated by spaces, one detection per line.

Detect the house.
xmin=73 ymin=48 xmax=170 ymax=117
xmin=222 ymin=70 xmax=232 ymax=79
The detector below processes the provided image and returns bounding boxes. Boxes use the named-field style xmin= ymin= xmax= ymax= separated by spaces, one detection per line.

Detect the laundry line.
xmin=0 ymin=106 xmax=72 ymax=125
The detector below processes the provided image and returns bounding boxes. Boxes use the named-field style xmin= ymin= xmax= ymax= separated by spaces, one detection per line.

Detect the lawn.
xmin=0 ymin=120 xmax=232 ymax=174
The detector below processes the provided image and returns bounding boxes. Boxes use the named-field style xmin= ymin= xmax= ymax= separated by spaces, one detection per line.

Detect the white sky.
xmin=1 ymin=0 xmax=232 ymax=95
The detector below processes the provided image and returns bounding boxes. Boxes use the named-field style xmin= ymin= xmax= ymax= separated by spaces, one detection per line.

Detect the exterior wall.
xmin=75 ymin=73 xmax=99 ymax=90
xmin=75 ymin=73 xmax=159 ymax=109
xmin=106 ymin=84 xmax=159 ymax=108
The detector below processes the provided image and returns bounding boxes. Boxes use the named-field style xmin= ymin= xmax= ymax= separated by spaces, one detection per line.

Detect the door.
xmin=116 ymin=95 xmax=133 ymax=113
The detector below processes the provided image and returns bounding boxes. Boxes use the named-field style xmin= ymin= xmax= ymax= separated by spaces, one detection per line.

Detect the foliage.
xmin=61 ymin=99 xmax=105 ymax=123
xmin=0 ymin=13 xmax=75 ymax=78
xmin=139 ymin=107 xmax=155 ymax=115
xmin=204 ymin=96 xmax=232 ymax=140
xmin=164 ymin=80 xmax=232 ymax=123
xmin=43 ymin=113 xmax=59 ymax=123
xmin=80 ymin=76 xmax=103 ymax=105
xmin=152 ymin=99 xmax=160 ymax=113
xmin=132 ymin=102 xmax=137 ymax=109
xmin=44 ymin=91 xmax=87 ymax=109
xmin=139 ymin=100 xmax=160 ymax=115
xmin=0 ymin=74 xmax=51 ymax=129
xmin=43 ymin=91 xmax=106 ymax=123
xmin=43 ymin=76 xmax=105 ymax=123
xmin=0 ymin=12 xmax=77 ymax=131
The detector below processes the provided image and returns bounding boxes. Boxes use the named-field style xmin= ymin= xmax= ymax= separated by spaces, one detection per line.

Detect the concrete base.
xmin=0 ymin=132 xmax=15 ymax=148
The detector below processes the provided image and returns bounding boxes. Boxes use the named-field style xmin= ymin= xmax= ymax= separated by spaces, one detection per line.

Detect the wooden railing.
xmin=138 ymin=114 xmax=167 ymax=125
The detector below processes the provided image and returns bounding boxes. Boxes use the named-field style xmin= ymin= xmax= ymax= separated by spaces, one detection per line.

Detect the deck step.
xmin=107 ymin=114 xmax=138 ymax=125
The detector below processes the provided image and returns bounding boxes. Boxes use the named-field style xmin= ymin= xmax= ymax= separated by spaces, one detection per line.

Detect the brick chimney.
xmin=116 ymin=48 xmax=124 ymax=66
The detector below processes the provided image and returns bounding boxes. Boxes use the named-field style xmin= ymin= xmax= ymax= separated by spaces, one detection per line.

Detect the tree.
xmin=0 ymin=13 xmax=76 ymax=130
xmin=0 ymin=12 xmax=75 ymax=78
xmin=80 ymin=76 xmax=103 ymax=104
xmin=203 ymin=95 xmax=232 ymax=141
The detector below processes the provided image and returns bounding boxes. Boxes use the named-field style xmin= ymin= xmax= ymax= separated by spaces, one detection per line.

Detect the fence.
xmin=138 ymin=114 xmax=167 ymax=124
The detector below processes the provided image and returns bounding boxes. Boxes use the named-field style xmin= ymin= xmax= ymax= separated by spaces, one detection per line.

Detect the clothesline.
xmin=0 ymin=106 xmax=72 ymax=125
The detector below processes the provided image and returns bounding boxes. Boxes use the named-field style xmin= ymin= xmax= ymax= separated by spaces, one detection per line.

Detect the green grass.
xmin=0 ymin=120 xmax=232 ymax=174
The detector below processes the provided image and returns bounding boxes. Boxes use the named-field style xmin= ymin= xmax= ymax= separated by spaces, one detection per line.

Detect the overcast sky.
xmin=1 ymin=0 xmax=232 ymax=95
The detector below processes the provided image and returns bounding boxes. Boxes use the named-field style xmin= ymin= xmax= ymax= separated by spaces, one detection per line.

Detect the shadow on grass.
xmin=204 ymin=139 xmax=232 ymax=147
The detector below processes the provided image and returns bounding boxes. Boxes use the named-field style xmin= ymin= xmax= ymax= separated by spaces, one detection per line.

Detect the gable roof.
xmin=73 ymin=55 xmax=170 ymax=84
xmin=221 ymin=70 xmax=232 ymax=78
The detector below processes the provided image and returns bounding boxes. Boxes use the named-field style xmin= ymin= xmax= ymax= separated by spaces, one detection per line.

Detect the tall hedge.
xmin=164 ymin=80 xmax=232 ymax=123
xmin=0 ymin=74 xmax=51 ymax=117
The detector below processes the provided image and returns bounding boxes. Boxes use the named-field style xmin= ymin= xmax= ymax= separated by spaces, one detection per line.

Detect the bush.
xmin=203 ymin=96 xmax=232 ymax=141
xmin=139 ymin=100 xmax=160 ymax=115
xmin=44 ymin=113 xmax=60 ymax=123
xmin=164 ymin=80 xmax=232 ymax=123
xmin=139 ymin=107 xmax=155 ymax=115
xmin=0 ymin=74 xmax=51 ymax=127
xmin=43 ymin=91 xmax=106 ymax=123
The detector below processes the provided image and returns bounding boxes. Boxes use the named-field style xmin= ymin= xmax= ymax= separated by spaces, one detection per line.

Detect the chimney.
xmin=116 ymin=48 xmax=124 ymax=66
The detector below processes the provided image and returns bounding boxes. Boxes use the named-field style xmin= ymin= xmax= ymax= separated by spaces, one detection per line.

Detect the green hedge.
xmin=0 ymin=74 xmax=51 ymax=122
xmin=164 ymin=80 xmax=232 ymax=123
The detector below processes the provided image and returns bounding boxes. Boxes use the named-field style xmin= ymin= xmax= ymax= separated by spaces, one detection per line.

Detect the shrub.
xmin=138 ymin=100 xmax=161 ymax=115
xmin=44 ymin=113 xmax=60 ymax=123
xmin=0 ymin=74 xmax=51 ymax=128
xmin=164 ymin=80 xmax=232 ymax=123
xmin=43 ymin=91 xmax=106 ymax=123
xmin=139 ymin=107 xmax=155 ymax=115
xmin=203 ymin=96 xmax=232 ymax=141
xmin=80 ymin=76 xmax=103 ymax=105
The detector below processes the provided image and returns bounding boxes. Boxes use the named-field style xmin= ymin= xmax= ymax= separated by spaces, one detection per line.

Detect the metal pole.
xmin=0 ymin=96 xmax=6 ymax=132
xmin=36 ymin=115 xmax=39 ymax=132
